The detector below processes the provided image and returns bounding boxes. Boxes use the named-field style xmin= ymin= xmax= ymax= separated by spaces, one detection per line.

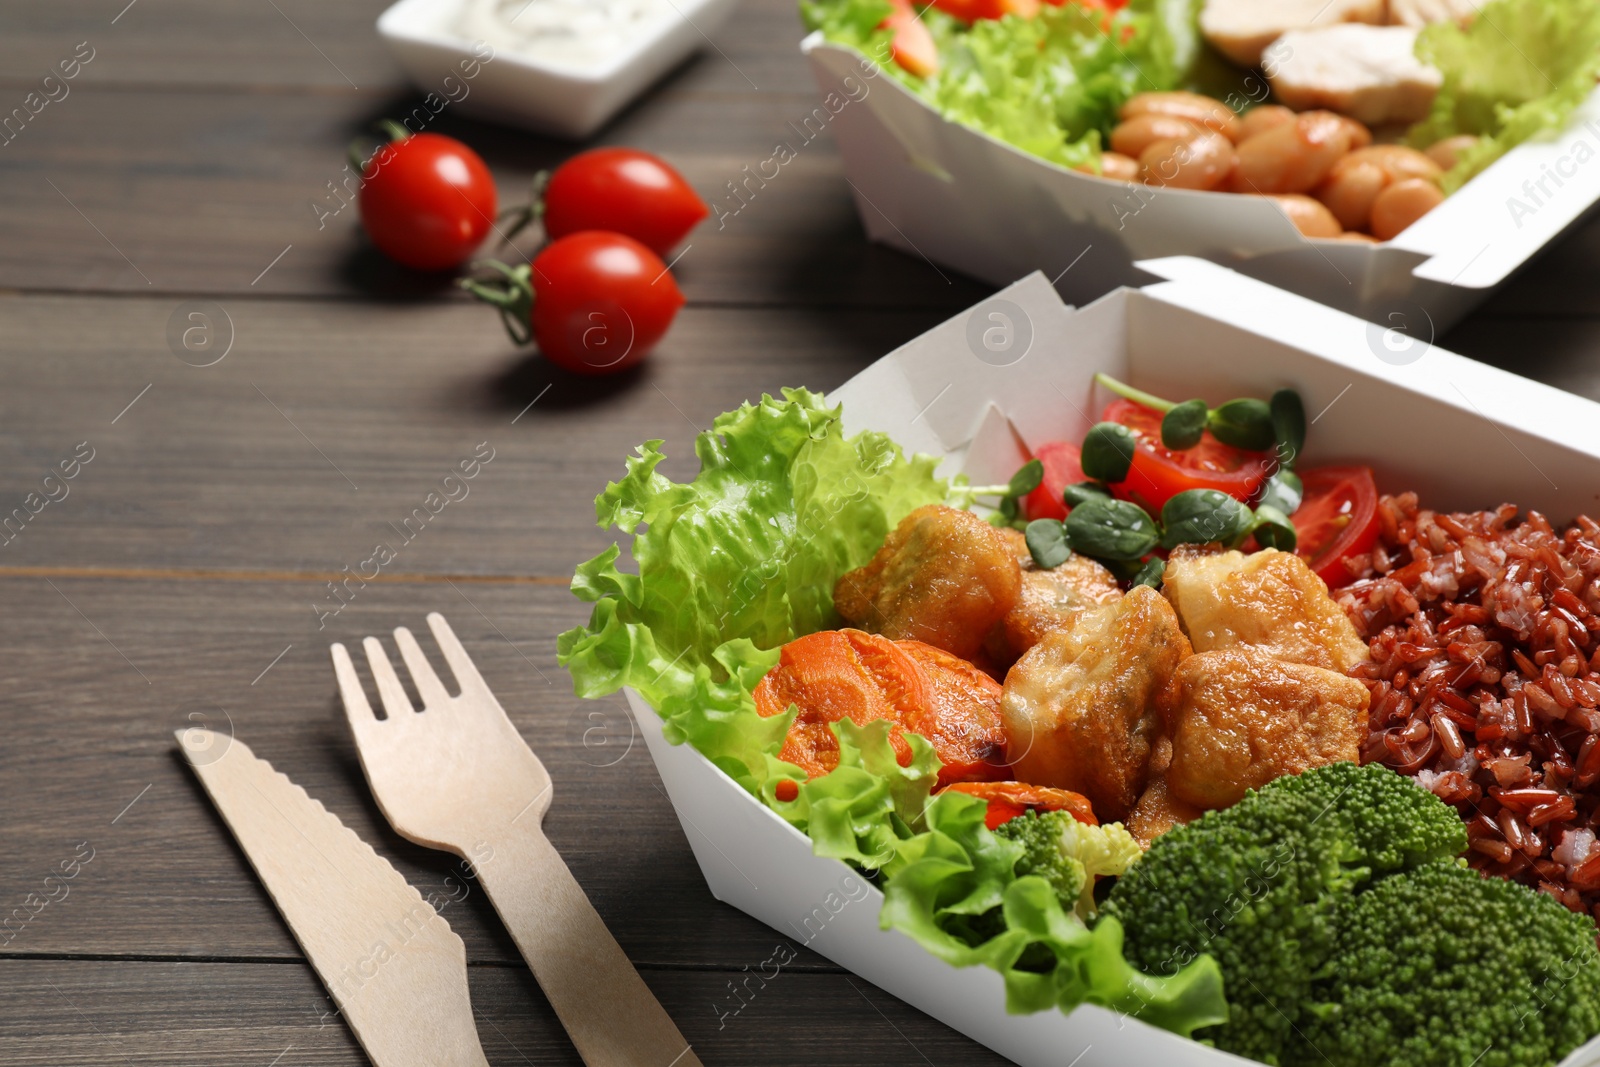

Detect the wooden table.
xmin=0 ymin=2 xmax=1596 ymax=1063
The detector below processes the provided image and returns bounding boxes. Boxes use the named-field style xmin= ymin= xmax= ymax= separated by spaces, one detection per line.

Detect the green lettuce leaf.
xmin=559 ymin=387 xmax=951 ymax=793
xmin=558 ymin=388 xmax=1228 ymax=1038
xmin=881 ymin=791 xmax=1228 ymax=1034
xmin=774 ymin=718 xmax=941 ymax=870
xmin=801 ymin=0 xmax=1196 ymax=170
xmin=1409 ymin=0 xmax=1600 ymax=191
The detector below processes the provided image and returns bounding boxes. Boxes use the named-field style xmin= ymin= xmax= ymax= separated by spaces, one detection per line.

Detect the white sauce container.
xmin=378 ymin=0 xmax=742 ymax=138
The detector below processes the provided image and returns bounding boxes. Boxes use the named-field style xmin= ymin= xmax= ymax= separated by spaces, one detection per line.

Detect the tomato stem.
xmin=348 ymin=120 xmax=415 ymax=177
xmin=497 ymin=171 xmax=550 ymax=249
xmin=458 ymin=260 xmax=535 ymax=346
xmin=1093 ymin=372 xmax=1176 ymax=413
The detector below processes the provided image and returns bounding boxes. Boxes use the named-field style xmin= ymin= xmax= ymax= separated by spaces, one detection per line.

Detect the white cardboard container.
xmin=378 ymin=0 xmax=741 ymax=138
xmin=625 ymin=256 xmax=1600 ymax=1067
xmin=803 ymin=34 xmax=1600 ymax=333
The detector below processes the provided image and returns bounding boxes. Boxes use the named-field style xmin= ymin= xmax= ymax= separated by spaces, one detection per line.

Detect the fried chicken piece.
xmin=1162 ymin=647 xmax=1369 ymax=810
xmin=835 ymin=505 xmax=1021 ymax=662
xmin=898 ymin=640 xmax=1008 ymax=785
xmin=1126 ymin=774 xmax=1204 ymax=848
xmin=999 ymin=586 xmax=1192 ymax=821
xmin=986 ymin=528 xmax=1123 ymax=666
xmin=1162 ymin=545 xmax=1370 ymax=673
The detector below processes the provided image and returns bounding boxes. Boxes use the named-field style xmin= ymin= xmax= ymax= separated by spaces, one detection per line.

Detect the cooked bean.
xmin=1099 ymin=151 xmax=1140 ymax=181
xmin=1231 ymin=111 xmax=1353 ymax=194
xmin=1316 ymin=158 xmax=1387 ymax=231
xmin=1075 ymin=152 xmax=1141 ymax=181
xmin=1139 ymin=131 xmax=1236 ymax=190
xmin=1111 ymin=114 xmax=1206 ymax=158
xmin=1337 ymin=116 xmax=1374 ymax=150
xmin=1239 ymin=104 xmax=1294 ymax=141
xmin=1370 ymin=177 xmax=1445 ymax=240
xmin=1315 ymin=146 xmax=1440 ymax=232
xmin=1121 ymin=91 xmax=1242 ymax=143
xmin=1265 ymin=193 xmax=1342 ymax=238
xmin=1352 ymin=144 xmax=1441 ymax=182
xmin=1426 ymin=134 xmax=1479 ymax=171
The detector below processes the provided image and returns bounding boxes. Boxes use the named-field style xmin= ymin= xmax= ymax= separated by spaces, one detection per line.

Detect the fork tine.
xmin=331 ymin=643 xmax=385 ymax=752
xmin=363 ymin=636 xmax=415 ymax=718
xmin=330 ymin=642 xmax=374 ymax=720
xmin=426 ymin=613 xmax=488 ymax=696
xmin=394 ymin=626 xmax=451 ymax=709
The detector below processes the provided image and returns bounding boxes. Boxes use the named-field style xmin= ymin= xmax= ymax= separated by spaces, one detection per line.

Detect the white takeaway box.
xmin=628 ymin=255 xmax=1600 ymax=1067
xmin=805 ymin=35 xmax=1600 ymax=333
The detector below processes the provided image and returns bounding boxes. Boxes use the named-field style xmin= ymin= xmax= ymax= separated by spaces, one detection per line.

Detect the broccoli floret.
xmin=996 ymin=810 xmax=1141 ymax=919
xmin=1102 ymin=762 xmax=1467 ymax=1064
xmin=1266 ymin=759 xmax=1468 ymax=875
xmin=1298 ymin=860 xmax=1600 ymax=1067
xmin=997 ymin=810 xmax=1087 ymax=907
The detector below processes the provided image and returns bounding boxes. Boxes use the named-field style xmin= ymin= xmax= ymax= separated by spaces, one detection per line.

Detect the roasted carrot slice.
xmin=943 ymin=781 xmax=1099 ymax=829
xmin=897 ymin=640 xmax=1008 ymax=787
xmin=753 ymin=629 xmax=933 ymax=779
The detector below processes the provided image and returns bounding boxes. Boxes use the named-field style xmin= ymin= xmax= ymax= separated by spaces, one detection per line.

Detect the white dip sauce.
xmin=454 ymin=0 xmax=679 ymax=71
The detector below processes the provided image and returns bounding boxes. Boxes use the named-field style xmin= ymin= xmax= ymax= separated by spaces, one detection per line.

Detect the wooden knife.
xmin=177 ymin=728 xmax=490 ymax=1067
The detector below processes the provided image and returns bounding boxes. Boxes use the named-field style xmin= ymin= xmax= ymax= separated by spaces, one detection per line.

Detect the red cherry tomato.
xmin=882 ymin=0 xmax=939 ymax=76
xmin=543 ymin=148 xmax=708 ymax=257
xmin=929 ymin=0 xmax=1004 ymax=18
xmin=1025 ymin=441 xmax=1086 ymax=521
xmin=1292 ymin=465 xmax=1380 ymax=589
xmin=529 ymin=232 xmax=684 ymax=376
xmin=1102 ymin=398 xmax=1272 ymax=515
xmin=358 ymin=133 xmax=496 ymax=271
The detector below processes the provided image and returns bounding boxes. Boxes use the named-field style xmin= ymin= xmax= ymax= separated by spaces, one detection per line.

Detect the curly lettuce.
xmin=1409 ymin=0 xmax=1600 ymax=191
xmin=559 ymin=388 xmax=950 ymax=792
xmin=558 ymin=389 xmax=1227 ymax=1037
xmin=801 ymin=0 xmax=1198 ymax=170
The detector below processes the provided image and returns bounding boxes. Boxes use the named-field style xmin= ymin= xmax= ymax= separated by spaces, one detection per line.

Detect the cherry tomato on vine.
xmin=1292 ymin=466 xmax=1380 ymax=588
xmin=462 ymin=232 xmax=684 ymax=376
xmin=542 ymin=148 xmax=708 ymax=256
xmin=358 ymin=130 xmax=497 ymax=271
xmin=1102 ymin=398 xmax=1272 ymax=514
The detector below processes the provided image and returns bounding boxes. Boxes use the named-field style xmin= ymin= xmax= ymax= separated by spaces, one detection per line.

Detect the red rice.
xmin=1337 ymin=493 xmax=1600 ymax=921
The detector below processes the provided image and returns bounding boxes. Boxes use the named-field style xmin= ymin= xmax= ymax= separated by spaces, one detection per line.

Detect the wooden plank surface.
xmin=0 ymin=573 xmax=833 ymax=970
xmin=0 ymin=958 xmax=1007 ymax=1065
xmin=0 ymin=295 xmax=953 ymax=574
xmin=3 ymin=0 xmax=1600 ymax=1061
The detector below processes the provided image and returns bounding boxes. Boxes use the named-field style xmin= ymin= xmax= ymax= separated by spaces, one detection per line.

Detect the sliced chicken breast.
xmin=1387 ymin=0 xmax=1484 ymax=26
xmin=1200 ymin=0 xmax=1384 ymax=67
xmin=1267 ymin=24 xmax=1443 ymax=127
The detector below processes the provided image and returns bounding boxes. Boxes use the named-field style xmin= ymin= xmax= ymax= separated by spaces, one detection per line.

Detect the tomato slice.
xmin=1024 ymin=440 xmax=1086 ymax=521
xmin=930 ymin=0 xmax=1036 ymax=17
xmin=881 ymin=0 xmax=938 ymax=76
xmin=943 ymin=781 xmax=1099 ymax=830
xmin=1293 ymin=465 xmax=1380 ymax=589
xmin=1101 ymin=398 xmax=1272 ymax=515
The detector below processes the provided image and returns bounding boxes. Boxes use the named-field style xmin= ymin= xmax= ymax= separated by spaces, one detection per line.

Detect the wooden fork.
xmin=331 ymin=613 xmax=700 ymax=1067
